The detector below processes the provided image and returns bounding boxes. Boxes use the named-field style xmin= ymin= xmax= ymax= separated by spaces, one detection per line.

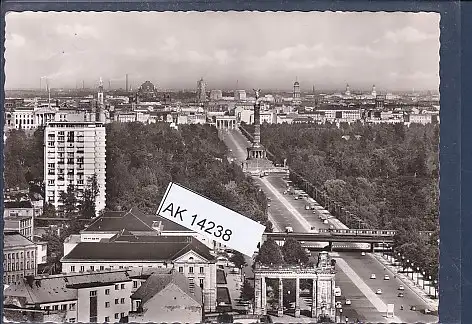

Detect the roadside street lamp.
xmin=411 ymin=262 xmax=415 ymax=281
xmin=416 ymin=267 xmax=420 ymax=285
xmin=422 ymin=271 xmax=426 ymax=289
xmin=428 ymin=276 xmax=432 ymax=296
xmin=434 ymin=280 xmax=438 ymax=299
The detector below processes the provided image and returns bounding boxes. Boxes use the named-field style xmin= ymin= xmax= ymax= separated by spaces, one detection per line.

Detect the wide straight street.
xmin=221 ymin=128 xmax=438 ymax=323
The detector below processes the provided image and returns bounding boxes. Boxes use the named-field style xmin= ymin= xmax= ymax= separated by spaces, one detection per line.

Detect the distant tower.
xmin=98 ymin=77 xmax=104 ymax=106
xmin=345 ymin=83 xmax=351 ymax=96
xmin=197 ymin=78 xmax=207 ymax=103
xmin=97 ymin=77 xmax=106 ymax=122
xmin=293 ymin=79 xmax=301 ymax=105
xmin=372 ymin=84 xmax=377 ymax=97
xmin=126 ymin=74 xmax=129 ymax=92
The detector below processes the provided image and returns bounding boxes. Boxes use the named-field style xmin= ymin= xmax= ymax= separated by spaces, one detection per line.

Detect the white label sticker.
xmin=156 ymin=182 xmax=266 ymax=256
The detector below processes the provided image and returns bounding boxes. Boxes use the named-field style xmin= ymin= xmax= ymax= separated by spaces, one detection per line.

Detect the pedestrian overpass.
xmin=263 ymin=229 xmax=396 ymax=252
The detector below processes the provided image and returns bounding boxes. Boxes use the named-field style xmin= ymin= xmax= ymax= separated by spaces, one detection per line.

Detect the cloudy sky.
xmin=5 ymin=11 xmax=439 ymax=91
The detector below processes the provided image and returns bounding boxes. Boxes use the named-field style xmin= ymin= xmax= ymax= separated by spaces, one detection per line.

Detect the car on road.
xmin=267 ymin=203 xmax=271 ymax=207
xmin=294 ymin=196 xmax=299 ymax=200
xmin=370 ymin=274 xmax=376 ymax=279
xmin=334 ymin=287 xmax=342 ymax=297
xmin=384 ymin=275 xmax=390 ymax=280
xmin=376 ymin=289 xmax=382 ymax=295
xmin=305 ymin=205 xmax=310 ymax=210
xmin=398 ymin=285 xmax=405 ymax=290
xmin=335 ymin=301 xmax=342 ymax=309
xmin=361 ymin=252 xmax=366 ymax=256
xmin=323 ymin=220 xmax=329 ymax=224
xmin=345 ymin=299 xmax=351 ymax=305
xmin=398 ymin=292 xmax=404 ymax=298
xmin=285 ymin=226 xmax=293 ymax=233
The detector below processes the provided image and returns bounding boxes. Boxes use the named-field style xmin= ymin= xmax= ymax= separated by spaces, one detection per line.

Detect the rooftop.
xmin=4 ymin=270 xmax=150 ymax=305
xmin=131 ymin=271 xmax=202 ymax=306
xmin=62 ymin=235 xmax=215 ymax=262
xmin=3 ymin=201 xmax=33 ymax=209
xmin=4 ymin=232 xmax=35 ymax=248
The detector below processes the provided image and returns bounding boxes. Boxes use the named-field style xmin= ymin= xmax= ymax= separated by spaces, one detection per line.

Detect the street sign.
xmin=156 ymin=182 xmax=266 ymax=256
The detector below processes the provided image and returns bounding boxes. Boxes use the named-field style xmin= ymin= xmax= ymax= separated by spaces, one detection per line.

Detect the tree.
xmin=241 ymin=280 xmax=255 ymax=301
xmin=80 ymin=174 xmax=99 ymax=218
xmin=229 ymin=251 xmax=247 ymax=269
xmin=254 ymin=239 xmax=284 ymax=266
xmin=281 ymin=238 xmax=309 ymax=265
xmin=59 ymin=185 xmax=78 ymax=217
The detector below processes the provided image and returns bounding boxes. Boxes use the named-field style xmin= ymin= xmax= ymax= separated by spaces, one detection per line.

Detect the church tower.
xmin=345 ymin=83 xmax=351 ymax=96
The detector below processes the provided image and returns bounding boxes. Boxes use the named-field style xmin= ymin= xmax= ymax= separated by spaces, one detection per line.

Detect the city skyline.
xmin=6 ymin=11 xmax=439 ymax=91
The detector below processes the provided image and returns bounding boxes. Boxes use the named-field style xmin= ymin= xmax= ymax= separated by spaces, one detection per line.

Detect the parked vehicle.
xmin=384 ymin=275 xmax=390 ymax=280
xmin=334 ymin=287 xmax=342 ymax=297
xmin=370 ymin=274 xmax=376 ymax=279
xmin=376 ymin=289 xmax=382 ymax=294
xmin=285 ymin=227 xmax=293 ymax=233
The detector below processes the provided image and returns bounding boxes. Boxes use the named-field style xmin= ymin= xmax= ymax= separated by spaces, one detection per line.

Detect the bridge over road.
xmin=263 ymin=229 xmax=396 ymax=252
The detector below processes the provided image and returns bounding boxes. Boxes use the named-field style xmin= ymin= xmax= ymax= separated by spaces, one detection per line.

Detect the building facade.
xmin=44 ymin=121 xmax=106 ymax=214
xmin=3 ymin=232 xmax=37 ymax=285
xmin=197 ymin=78 xmax=207 ymax=103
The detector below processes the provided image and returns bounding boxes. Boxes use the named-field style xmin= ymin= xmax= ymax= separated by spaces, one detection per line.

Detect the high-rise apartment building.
xmin=196 ymin=78 xmax=207 ymax=103
xmin=44 ymin=121 xmax=106 ymax=215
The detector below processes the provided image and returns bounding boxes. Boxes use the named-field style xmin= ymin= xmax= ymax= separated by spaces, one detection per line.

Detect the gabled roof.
xmin=83 ymin=206 xmax=193 ymax=233
xmin=4 ymin=232 xmax=35 ymax=248
xmin=82 ymin=207 xmax=155 ymax=233
xmin=131 ymin=271 xmax=202 ymax=306
xmin=62 ymin=236 xmax=215 ymax=262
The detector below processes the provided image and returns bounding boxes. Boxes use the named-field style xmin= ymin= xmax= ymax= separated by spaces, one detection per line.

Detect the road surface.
xmin=221 ymin=129 xmax=437 ymax=323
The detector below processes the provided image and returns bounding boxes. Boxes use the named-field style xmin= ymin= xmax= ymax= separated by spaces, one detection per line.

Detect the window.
xmin=115 ymin=299 xmax=119 ymax=305
xmin=70 ymin=266 xmax=75 ymax=272
xmin=189 ymin=266 xmax=194 ymax=274
xmin=133 ymin=281 xmax=138 ymax=288
xmin=200 ymin=279 xmax=204 ymax=287
xmin=105 ymin=289 xmax=110 ymax=295
xmin=90 ymin=266 xmax=94 ymax=271
xmin=178 ymin=267 xmax=183 ymax=273
xmin=61 ymin=304 xmax=67 ymax=311
xmin=90 ymin=290 xmax=97 ymax=297
xmin=105 ymin=302 xmax=110 ymax=308
xmin=115 ymin=284 xmax=119 ymax=290
xmin=69 ymin=303 xmax=76 ymax=311
xmin=80 ymin=266 xmax=85 ymax=272
xmin=53 ymin=305 xmax=59 ymax=311
xmin=119 ymin=266 xmax=123 ymax=269
xmin=104 ymin=317 xmax=110 ymax=323
xmin=69 ymin=318 xmax=76 ymax=323
xmin=200 ymin=267 xmax=204 ymax=274
xmin=114 ymin=313 xmax=119 ymax=319
xmin=121 ymin=284 xmax=125 ymax=290
xmin=120 ymin=313 xmax=125 ymax=318
xmin=120 ymin=298 xmax=125 ymax=304
xmin=100 ymin=266 xmax=104 ymax=271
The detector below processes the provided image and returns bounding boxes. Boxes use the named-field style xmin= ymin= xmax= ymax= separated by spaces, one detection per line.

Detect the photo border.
xmin=0 ymin=1 xmax=465 ymax=323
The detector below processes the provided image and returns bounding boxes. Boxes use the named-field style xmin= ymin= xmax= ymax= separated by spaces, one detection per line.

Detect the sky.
xmin=5 ymin=11 xmax=440 ymax=91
